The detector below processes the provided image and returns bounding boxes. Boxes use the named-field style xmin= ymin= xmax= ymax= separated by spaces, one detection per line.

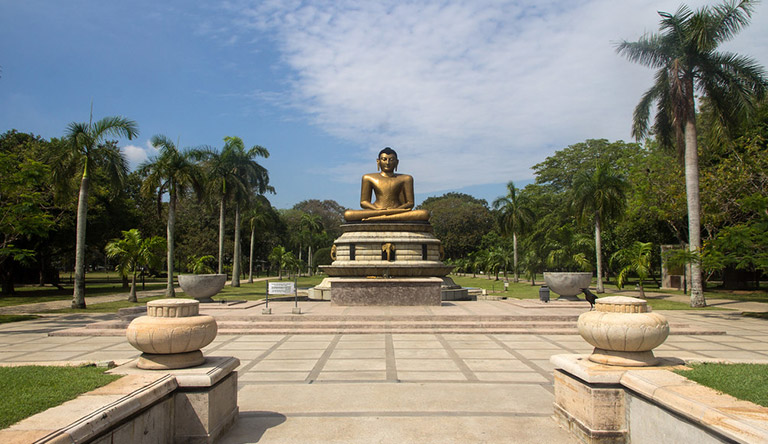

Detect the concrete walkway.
xmin=2 ymin=297 xmax=768 ymax=443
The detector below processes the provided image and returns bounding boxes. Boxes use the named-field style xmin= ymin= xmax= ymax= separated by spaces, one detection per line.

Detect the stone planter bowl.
xmin=126 ymin=299 xmax=217 ymax=369
xmin=543 ymin=272 xmax=593 ymax=299
xmin=178 ymin=274 xmax=227 ymax=302
xmin=578 ymin=296 xmax=669 ymax=366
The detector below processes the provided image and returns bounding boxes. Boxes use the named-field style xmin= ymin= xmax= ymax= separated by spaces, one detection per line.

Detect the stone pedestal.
xmin=330 ymin=277 xmax=442 ymax=306
xmin=111 ymin=356 xmax=240 ymax=444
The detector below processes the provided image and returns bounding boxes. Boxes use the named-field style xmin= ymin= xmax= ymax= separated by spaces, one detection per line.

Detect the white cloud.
xmin=223 ymin=0 xmax=768 ymax=193
xmin=123 ymin=140 xmax=159 ymax=169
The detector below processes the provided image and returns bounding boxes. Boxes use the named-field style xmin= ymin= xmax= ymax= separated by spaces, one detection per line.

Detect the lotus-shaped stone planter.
xmin=178 ymin=274 xmax=227 ymax=302
xmin=578 ymin=296 xmax=669 ymax=366
xmin=543 ymin=272 xmax=593 ymax=300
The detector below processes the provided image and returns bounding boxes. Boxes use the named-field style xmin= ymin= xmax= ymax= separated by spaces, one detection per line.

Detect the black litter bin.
xmin=539 ymin=285 xmax=550 ymax=303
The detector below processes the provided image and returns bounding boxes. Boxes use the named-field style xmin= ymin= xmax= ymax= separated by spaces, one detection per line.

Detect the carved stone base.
xmin=589 ymin=348 xmax=659 ymax=367
xmin=138 ymin=350 xmax=205 ymax=370
xmin=331 ymin=277 xmax=442 ymax=306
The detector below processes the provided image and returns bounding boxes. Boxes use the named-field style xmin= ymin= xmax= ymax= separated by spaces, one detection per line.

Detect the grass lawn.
xmin=0 ymin=365 xmax=122 ymax=429
xmin=674 ymin=363 xmax=768 ymax=408
xmin=0 ymin=315 xmax=40 ymax=324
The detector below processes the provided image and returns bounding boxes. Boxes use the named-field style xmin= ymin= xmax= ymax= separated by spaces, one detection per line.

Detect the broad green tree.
xmin=616 ymin=0 xmax=767 ymax=306
xmin=572 ymin=163 xmax=628 ymax=293
xmin=105 ymin=229 xmax=164 ymax=302
xmin=139 ymin=135 xmax=202 ymax=297
xmin=492 ymin=181 xmax=535 ymax=283
xmin=58 ymin=115 xmax=138 ymax=308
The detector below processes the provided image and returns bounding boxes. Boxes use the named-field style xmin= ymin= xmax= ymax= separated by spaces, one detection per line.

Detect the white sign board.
xmin=268 ymin=282 xmax=295 ymax=295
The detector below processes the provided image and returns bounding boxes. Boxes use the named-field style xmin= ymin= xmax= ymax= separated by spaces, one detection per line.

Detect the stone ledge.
xmin=0 ymin=373 xmax=176 ymax=443
xmin=621 ymin=370 xmax=768 ymax=444
xmin=110 ymin=356 xmax=240 ymax=388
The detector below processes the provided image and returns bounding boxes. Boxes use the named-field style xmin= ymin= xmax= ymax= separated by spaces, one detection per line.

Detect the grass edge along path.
xmin=0 ymin=365 xmax=122 ymax=429
xmin=674 ymin=363 xmax=768 ymax=408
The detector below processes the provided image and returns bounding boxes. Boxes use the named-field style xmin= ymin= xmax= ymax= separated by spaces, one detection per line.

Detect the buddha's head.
xmin=377 ymin=147 xmax=398 ymax=172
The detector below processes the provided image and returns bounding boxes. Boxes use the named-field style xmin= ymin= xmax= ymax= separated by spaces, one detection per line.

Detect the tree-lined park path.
xmin=0 ymin=276 xmax=280 ymax=315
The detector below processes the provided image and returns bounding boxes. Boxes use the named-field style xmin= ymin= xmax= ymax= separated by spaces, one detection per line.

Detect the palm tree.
xmin=105 ymin=229 xmax=164 ymax=302
xmin=572 ymin=163 xmax=628 ymax=294
xmin=195 ymin=137 xmax=272 ymax=286
xmin=300 ymin=213 xmax=324 ymax=276
xmin=492 ymin=182 xmax=535 ymax=283
xmin=138 ymin=135 xmax=202 ymax=297
xmin=616 ymin=0 xmax=767 ymax=306
xmin=611 ymin=241 xmax=653 ymax=298
xmin=58 ymin=114 xmax=138 ymax=308
xmin=244 ymin=200 xmax=272 ymax=283
xmin=269 ymin=246 xmax=290 ymax=279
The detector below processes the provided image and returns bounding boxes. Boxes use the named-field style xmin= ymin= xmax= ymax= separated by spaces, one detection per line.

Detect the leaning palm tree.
xmin=616 ymin=0 xmax=767 ymax=306
xmin=57 ymin=114 xmax=138 ymax=308
xmin=492 ymin=182 xmax=535 ymax=283
xmin=105 ymin=229 xmax=164 ymax=302
xmin=195 ymin=137 xmax=273 ymax=285
xmin=138 ymin=135 xmax=203 ymax=297
xmin=572 ymin=163 xmax=628 ymax=294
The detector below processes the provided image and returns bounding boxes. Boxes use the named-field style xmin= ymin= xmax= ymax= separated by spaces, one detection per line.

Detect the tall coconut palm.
xmin=616 ymin=0 xmax=767 ymax=306
xmin=196 ymin=137 xmax=273 ymax=286
xmin=138 ymin=135 xmax=202 ymax=297
xmin=300 ymin=213 xmax=323 ymax=276
xmin=105 ymin=229 xmax=164 ymax=302
xmin=492 ymin=182 xmax=535 ymax=283
xmin=58 ymin=115 xmax=138 ymax=308
xmin=269 ymin=246 xmax=290 ymax=280
xmin=572 ymin=163 xmax=628 ymax=293
xmin=244 ymin=200 xmax=272 ymax=283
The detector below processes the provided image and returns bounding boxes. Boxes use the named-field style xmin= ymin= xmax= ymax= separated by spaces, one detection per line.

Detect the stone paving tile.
xmin=453 ymin=349 xmax=514 ymax=359
xmin=239 ymin=371 xmax=309 ymax=382
xmin=516 ymin=349 xmax=574 ymax=360
xmin=395 ymin=359 xmax=460 ymax=372
xmin=334 ymin=341 xmax=384 ymax=349
xmin=73 ymin=351 xmax=140 ymax=361
xmin=5 ymin=351 xmax=93 ymax=361
xmin=230 ymin=334 xmax=288 ymax=342
xmin=464 ymin=359 xmax=530 ymax=372
xmin=315 ymin=371 xmax=387 ymax=381
xmin=391 ymin=341 xmax=443 ymax=349
xmin=443 ymin=340 xmax=503 ymax=349
xmin=267 ymin=349 xmax=327 ymax=359
xmin=394 ymin=348 xmax=451 ymax=359
xmin=211 ymin=341 xmax=276 ymax=351
xmin=322 ymin=359 xmax=386 ymax=371
xmin=330 ymin=349 xmax=385 ymax=359
xmin=251 ymin=359 xmax=319 ymax=372
xmin=278 ymin=341 xmax=333 ymax=350
xmin=474 ymin=372 xmax=550 ymax=383
xmin=397 ymin=371 xmax=467 ymax=381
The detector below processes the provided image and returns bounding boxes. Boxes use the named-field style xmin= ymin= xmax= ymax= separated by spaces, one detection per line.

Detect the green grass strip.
xmin=0 ymin=365 xmax=122 ymax=429
xmin=674 ymin=363 xmax=768 ymax=408
xmin=743 ymin=312 xmax=768 ymax=319
xmin=0 ymin=315 xmax=39 ymax=324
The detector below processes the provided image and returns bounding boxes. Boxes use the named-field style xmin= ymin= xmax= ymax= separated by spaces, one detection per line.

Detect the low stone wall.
xmin=552 ymin=354 xmax=768 ymax=444
xmin=0 ymin=357 xmax=239 ymax=444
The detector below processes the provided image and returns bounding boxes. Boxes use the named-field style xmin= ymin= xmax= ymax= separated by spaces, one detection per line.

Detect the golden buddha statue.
xmin=343 ymin=147 xmax=431 ymax=222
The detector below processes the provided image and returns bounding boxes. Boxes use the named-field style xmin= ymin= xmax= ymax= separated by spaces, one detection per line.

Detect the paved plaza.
xmin=1 ymin=298 xmax=768 ymax=443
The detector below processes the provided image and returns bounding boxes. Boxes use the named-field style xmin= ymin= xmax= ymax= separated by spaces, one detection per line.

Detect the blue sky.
xmin=2 ymin=0 xmax=767 ymax=210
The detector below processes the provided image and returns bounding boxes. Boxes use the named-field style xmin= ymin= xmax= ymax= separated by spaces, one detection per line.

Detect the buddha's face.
xmin=377 ymin=153 xmax=398 ymax=172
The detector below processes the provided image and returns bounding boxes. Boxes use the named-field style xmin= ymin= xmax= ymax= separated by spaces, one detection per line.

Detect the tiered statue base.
xmin=317 ymin=222 xmax=460 ymax=306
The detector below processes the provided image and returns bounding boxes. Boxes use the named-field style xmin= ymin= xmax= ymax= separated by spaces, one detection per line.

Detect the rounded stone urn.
xmin=543 ymin=272 xmax=593 ymax=299
xmin=577 ymin=296 xmax=669 ymax=366
xmin=126 ymin=299 xmax=217 ymax=370
xmin=178 ymin=274 xmax=227 ymax=302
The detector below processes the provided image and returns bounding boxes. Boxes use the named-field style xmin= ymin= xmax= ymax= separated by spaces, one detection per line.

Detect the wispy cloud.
xmin=218 ymin=0 xmax=768 ymax=193
xmin=123 ymin=140 xmax=158 ymax=169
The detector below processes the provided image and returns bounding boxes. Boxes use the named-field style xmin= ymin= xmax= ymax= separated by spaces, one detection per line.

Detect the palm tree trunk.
xmin=72 ymin=174 xmax=89 ymax=309
xmin=232 ymin=203 xmax=241 ymax=287
xmin=308 ymin=245 xmax=313 ymax=276
xmin=513 ymin=232 xmax=519 ymax=283
xmin=684 ymin=112 xmax=706 ymax=307
xmin=595 ymin=214 xmax=604 ymax=293
xmin=218 ymin=199 xmax=225 ymax=275
xmin=166 ymin=192 xmax=176 ymax=297
xmin=129 ymin=272 xmax=138 ymax=303
xmin=248 ymin=225 xmax=255 ymax=283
